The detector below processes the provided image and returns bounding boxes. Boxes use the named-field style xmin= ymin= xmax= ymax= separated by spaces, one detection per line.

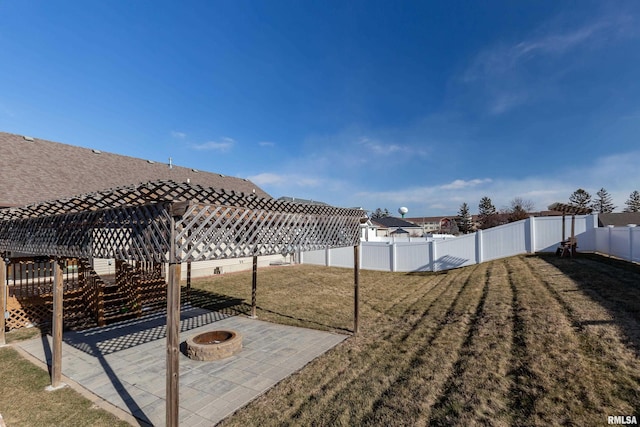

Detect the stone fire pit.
xmin=185 ymin=330 xmax=243 ymax=361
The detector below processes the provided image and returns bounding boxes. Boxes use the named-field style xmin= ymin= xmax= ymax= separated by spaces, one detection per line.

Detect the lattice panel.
xmin=0 ymin=180 xmax=363 ymax=220
xmin=0 ymin=180 xmax=365 ymax=263
xmin=5 ymin=291 xmax=90 ymax=330
xmin=547 ymin=202 xmax=593 ymax=215
xmin=174 ymin=204 xmax=362 ymax=261
xmin=0 ymin=203 xmax=171 ymax=262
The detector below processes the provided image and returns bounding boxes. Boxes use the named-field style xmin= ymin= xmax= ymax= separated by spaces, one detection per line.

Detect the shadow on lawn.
xmin=536 ymin=253 xmax=640 ymax=355
xmin=188 ymin=286 xmax=352 ymax=334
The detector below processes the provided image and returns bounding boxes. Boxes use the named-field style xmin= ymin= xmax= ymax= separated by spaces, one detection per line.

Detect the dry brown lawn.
xmin=188 ymin=254 xmax=640 ymax=426
xmin=1 ymin=254 xmax=638 ymax=426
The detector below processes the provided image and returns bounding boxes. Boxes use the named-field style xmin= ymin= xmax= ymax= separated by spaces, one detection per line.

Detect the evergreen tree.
xmin=456 ymin=202 xmax=473 ymax=234
xmin=591 ymin=188 xmax=616 ymax=213
xmin=478 ymin=196 xmax=499 ymax=229
xmin=569 ymin=188 xmax=592 ymax=208
xmin=624 ymin=190 xmax=640 ymax=212
xmin=370 ymin=208 xmax=391 ymax=219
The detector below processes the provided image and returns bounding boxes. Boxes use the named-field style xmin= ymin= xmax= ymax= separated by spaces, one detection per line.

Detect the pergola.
xmin=548 ymin=202 xmax=594 ymax=257
xmin=0 ymin=180 xmax=365 ymax=426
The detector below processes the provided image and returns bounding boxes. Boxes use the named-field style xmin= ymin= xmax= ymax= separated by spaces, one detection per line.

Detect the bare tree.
xmin=503 ymin=197 xmax=535 ymax=222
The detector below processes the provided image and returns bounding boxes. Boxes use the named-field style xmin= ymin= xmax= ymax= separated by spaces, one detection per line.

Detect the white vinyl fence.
xmin=300 ymin=214 xmax=639 ymax=272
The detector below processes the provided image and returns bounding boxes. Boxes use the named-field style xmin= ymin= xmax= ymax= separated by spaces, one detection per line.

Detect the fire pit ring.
xmin=186 ymin=330 xmax=243 ymax=361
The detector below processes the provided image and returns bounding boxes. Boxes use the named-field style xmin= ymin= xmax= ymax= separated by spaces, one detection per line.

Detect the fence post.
xmin=628 ymin=224 xmax=637 ymax=262
xmin=390 ymin=243 xmax=397 ymax=272
xmin=528 ymin=216 xmax=536 ymax=254
xmin=429 ymin=240 xmax=437 ymax=272
xmin=475 ymin=230 xmax=483 ymax=265
xmin=608 ymin=225 xmax=615 ymax=257
xmin=325 ymin=246 xmax=331 ymax=267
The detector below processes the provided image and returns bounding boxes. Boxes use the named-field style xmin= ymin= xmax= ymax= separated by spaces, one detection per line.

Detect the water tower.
xmin=398 ymin=206 xmax=408 ymax=218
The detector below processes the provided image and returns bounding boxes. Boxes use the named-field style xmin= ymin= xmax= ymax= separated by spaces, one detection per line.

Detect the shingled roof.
xmin=0 ymin=131 xmax=270 ymax=207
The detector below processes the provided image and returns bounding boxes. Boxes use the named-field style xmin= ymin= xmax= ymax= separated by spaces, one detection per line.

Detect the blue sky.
xmin=2 ymin=1 xmax=640 ymax=216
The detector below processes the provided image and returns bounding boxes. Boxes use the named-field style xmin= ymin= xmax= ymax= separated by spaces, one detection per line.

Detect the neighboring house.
xmin=370 ymin=217 xmax=423 ymax=237
xmin=598 ymin=213 xmax=640 ymax=227
xmin=405 ymin=216 xmax=461 ymax=234
xmin=406 ymin=210 xmax=566 ymax=234
xmin=0 ymin=131 xmax=270 ymax=208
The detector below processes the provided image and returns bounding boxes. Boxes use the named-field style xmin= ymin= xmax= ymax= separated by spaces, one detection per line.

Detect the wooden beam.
xmin=166 ymin=214 xmax=181 ymax=427
xmin=354 ymin=245 xmax=360 ymax=335
xmin=51 ymin=259 xmax=64 ymax=388
xmin=251 ymin=255 xmax=258 ymax=318
xmin=0 ymin=256 xmax=6 ymax=346
xmin=186 ymin=262 xmax=191 ymax=298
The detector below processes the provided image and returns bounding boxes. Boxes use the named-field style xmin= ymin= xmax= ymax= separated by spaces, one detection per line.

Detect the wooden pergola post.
xmin=49 ymin=258 xmax=64 ymax=389
xmin=166 ymin=203 xmax=186 ymax=427
xmin=186 ymin=228 xmax=192 ymax=303
xmin=251 ymin=254 xmax=258 ymax=318
xmin=0 ymin=255 xmax=6 ymax=346
xmin=354 ymin=245 xmax=360 ymax=335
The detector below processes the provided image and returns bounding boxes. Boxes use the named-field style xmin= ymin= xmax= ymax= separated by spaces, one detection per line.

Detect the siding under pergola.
xmin=0 ymin=180 xmax=365 ymax=426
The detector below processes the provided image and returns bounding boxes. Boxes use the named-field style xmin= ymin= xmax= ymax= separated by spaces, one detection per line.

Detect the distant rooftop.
xmin=598 ymin=213 xmax=640 ymax=227
xmin=370 ymin=217 xmax=421 ymax=228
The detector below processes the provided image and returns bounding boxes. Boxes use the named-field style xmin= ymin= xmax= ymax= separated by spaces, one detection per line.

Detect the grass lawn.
xmin=188 ymin=254 xmax=639 ymax=426
xmin=1 ymin=253 xmax=639 ymax=426
xmin=0 ymin=344 xmax=131 ymax=427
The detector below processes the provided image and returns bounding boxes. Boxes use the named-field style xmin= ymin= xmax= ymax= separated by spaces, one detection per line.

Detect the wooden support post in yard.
xmin=166 ymin=201 xmax=187 ymax=427
xmin=186 ymin=228 xmax=192 ymax=303
xmin=251 ymin=255 xmax=258 ymax=318
xmin=166 ymin=258 xmax=181 ymax=426
xmin=186 ymin=261 xmax=191 ymax=301
xmin=48 ymin=258 xmax=65 ymax=390
xmin=0 ymin=255 xmax=6 ymax=346
xmin=354 ymin=245 xmax=360 ymax=335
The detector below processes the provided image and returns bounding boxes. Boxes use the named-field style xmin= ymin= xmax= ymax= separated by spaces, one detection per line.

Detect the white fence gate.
xmin=300 ymin=214 xmax=640 ymax=272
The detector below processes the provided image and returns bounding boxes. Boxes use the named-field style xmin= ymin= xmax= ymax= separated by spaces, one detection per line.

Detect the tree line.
xmin=370 ymin=188 xmax=640 ymax=234
xmin=457 ymin=188 xmax=640 ymax=233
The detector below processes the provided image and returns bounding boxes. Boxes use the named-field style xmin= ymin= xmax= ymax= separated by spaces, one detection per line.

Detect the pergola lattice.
xmin=0 ymin=180 xmax=363 ymax=261
xmin=0 ymin=180 xmax=365 ymax=426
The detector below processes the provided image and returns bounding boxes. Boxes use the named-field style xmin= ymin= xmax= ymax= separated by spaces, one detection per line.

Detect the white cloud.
xmin=191 ymin=137 xmax=235 ymax=152
xmin=357 ymin=136 xmax=428 ymax=157
xmin=248 ymin=172 xmax=285 ymax=186
xmin=350 ymin=150 xmax=640 ymax=216
xmin=259 ymin=141 xmax=275 ymax=147
xmin=440 ymin=178 xmax=492 ymax=190
xmin=247 ymin=172 xmax=321 ymax=188
xmin=171 ymin=131 xmax=186 ymax=139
